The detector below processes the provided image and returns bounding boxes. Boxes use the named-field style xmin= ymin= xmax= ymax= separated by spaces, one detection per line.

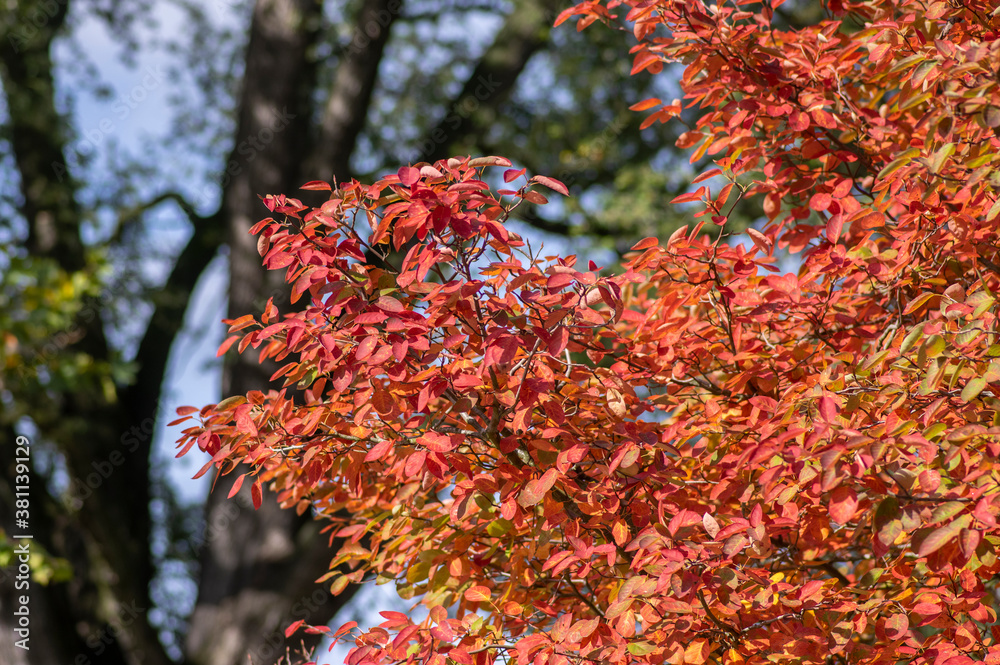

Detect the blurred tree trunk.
xmin=0 ymin=0 xmax=564 ymax=664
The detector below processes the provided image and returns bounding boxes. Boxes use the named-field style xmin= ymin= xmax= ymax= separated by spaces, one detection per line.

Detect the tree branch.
xmin=112 ymin=190 xmax=215 ymax=244
xmin=308 ymin=0 xmax=404 ymax=182
xmin=418 ymin=0 xmax=564 ymax=164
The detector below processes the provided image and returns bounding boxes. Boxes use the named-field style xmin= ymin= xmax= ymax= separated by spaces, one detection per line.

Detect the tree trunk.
xmin=0 ymin=1 xmax=564 ymax=664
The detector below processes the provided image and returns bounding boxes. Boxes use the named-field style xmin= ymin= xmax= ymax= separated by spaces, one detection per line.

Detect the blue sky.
xmin=48 ymin=2 xmax=702 ymax=661
xmin=55 ymin=4 xmax=523 ymax=662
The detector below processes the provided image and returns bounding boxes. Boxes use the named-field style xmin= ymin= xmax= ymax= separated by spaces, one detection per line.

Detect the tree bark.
xmin=0 ymin=4 xmax=174 ymax=664
xmin=307 ymin=0 xmax=402 ymax=183
xmin=183 ymin=2 xmax=353 ymax=664
xmin=0 ymin=1 xmax=566 ymax=664
xmin=420 ymin=0 xmax=564 ymax=164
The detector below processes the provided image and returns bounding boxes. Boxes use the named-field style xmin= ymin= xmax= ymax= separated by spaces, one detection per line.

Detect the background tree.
xmin=181 ymin=1 xmax=1000 ymax=664
xmin=0 ymin=1 xmax=748 ymax=664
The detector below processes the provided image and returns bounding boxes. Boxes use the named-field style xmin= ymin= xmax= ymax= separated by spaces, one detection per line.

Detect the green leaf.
xmin=878 ymin=148 xmax=920 ymax=179
xmin=929 ymin=142 xmax=955 ymax=173
xmin=987 ymin=196 xmax=1000 ymax=222
xmin=899 ymin=323 xmax=925 ymax=354
xmin=862 ymin=348 xmax=892 ymax=371
xmin=955 ymin=324 xmax=982 ymax=347
xmin=627 ymin=641 xmax=658 ymax=656
xmin=216 ymin=395 xmax=247 ymax=411
xmin=923 ymin=422 xmax=947 ymax=440
xmin=919 ymin=358 xmax=946 ymax=395
xmin=922 ymin=334 xmax=946 ymax=359
xmin=968 ymin=291 xmax=996 ymax=318
xmin=961 ymin=377 xmax=987 ymax=403
xmin=930 ymin=501 xmax=966 ymax=523
xmin=874 ymin=496 xmax=901 ymax=546
xmin=487 ymin=519 xmax=513 ymax=537
xmin=406 ymin=561 xmax=431 ymax=584
xmin=984 ymin=361 xmax=1000 ymax=382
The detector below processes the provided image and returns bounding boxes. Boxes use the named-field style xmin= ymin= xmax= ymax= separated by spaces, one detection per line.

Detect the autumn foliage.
xmin=174 ymin=1 xmax=1000 ymax=664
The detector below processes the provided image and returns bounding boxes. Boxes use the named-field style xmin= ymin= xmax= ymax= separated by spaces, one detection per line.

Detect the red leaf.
xmin=234 ymin=404 xmax=258 ymax=437
xmin=825 ymin=214 xmax=844 ymax=243
xmin=251 ymin=479 xmax=262 ymax=510
xmin=285 ymin=619 xmax=305 ymax=638
xmin=884 ymin=613 xmax=908 ymax=640
xmin=960 ymin=528 xmax=981 ymax=558
xmin=630 ymin=237 xmax=659 ymax=251
xmin=747 ymin=228 xmax=772 ymax=255
xmin=918 ymin=514 xmax=971 ymax=557
xmin=566 ymin=618 xmax=599 ymax=643
xmin=789 ymin=110 xmax=810 ymax=131
xmin=300 ymin=180 xmax=332 ymax=191
xmin=829 ymin=486 xmax=858 ymax=524
xmin=548 ymin=326 xmax=569 ymax=356
xmin=809 ymin=192 xmax=832 ymax=211
xmin=216 ymin=335 xmax=239 ymax=358
xmin=375 ymin=295 xmax=404 ymax=313
xmin=398 ymin=166 xmax=420 ymax=186
xmin=333 ymin=621 xmax=358 ymax=638
xmin=228 ymin=314 xmax=257 ymax=332
xmin=504 ymin=168 xmax=526 ymax=183
xmin=912 ymin=602 xmax=941 ymax=615
xmin=365 ymin=438 xmax=393 ymax=462
xmin=817 ymin=395 xmax=838 ymax=422
xmin=532 ymin=175 xmax=569 ymax=196
xmin=671 ymin=187 xmax=706 ymax=204
xmin=702 ymin=512 xmax=720 ymax=539
xmin=228 ymin=473 xmax=246 ymax=499
xmin=629 ymin=97 xmax=662 ymax=111
xmin=547 ymin=273 xmax=576 ymax=290
xmin=521 ymin=190 xmax=548 ymax=205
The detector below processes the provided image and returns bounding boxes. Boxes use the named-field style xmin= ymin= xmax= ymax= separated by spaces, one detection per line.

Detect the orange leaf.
xmin=630 ymin=237 xmax=659 ymax=251
xmin=372 ymin=389 xmax=394 ymax=416
xmin=518 ymin=468 xmax=558 ymax=507
xmin=216 ymin=335 xmax=239 ymax=358
xmin=629 ymin=97 xmax=662 ymax=111
xmin=464 ymin=586 xmax=491 ymax=602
